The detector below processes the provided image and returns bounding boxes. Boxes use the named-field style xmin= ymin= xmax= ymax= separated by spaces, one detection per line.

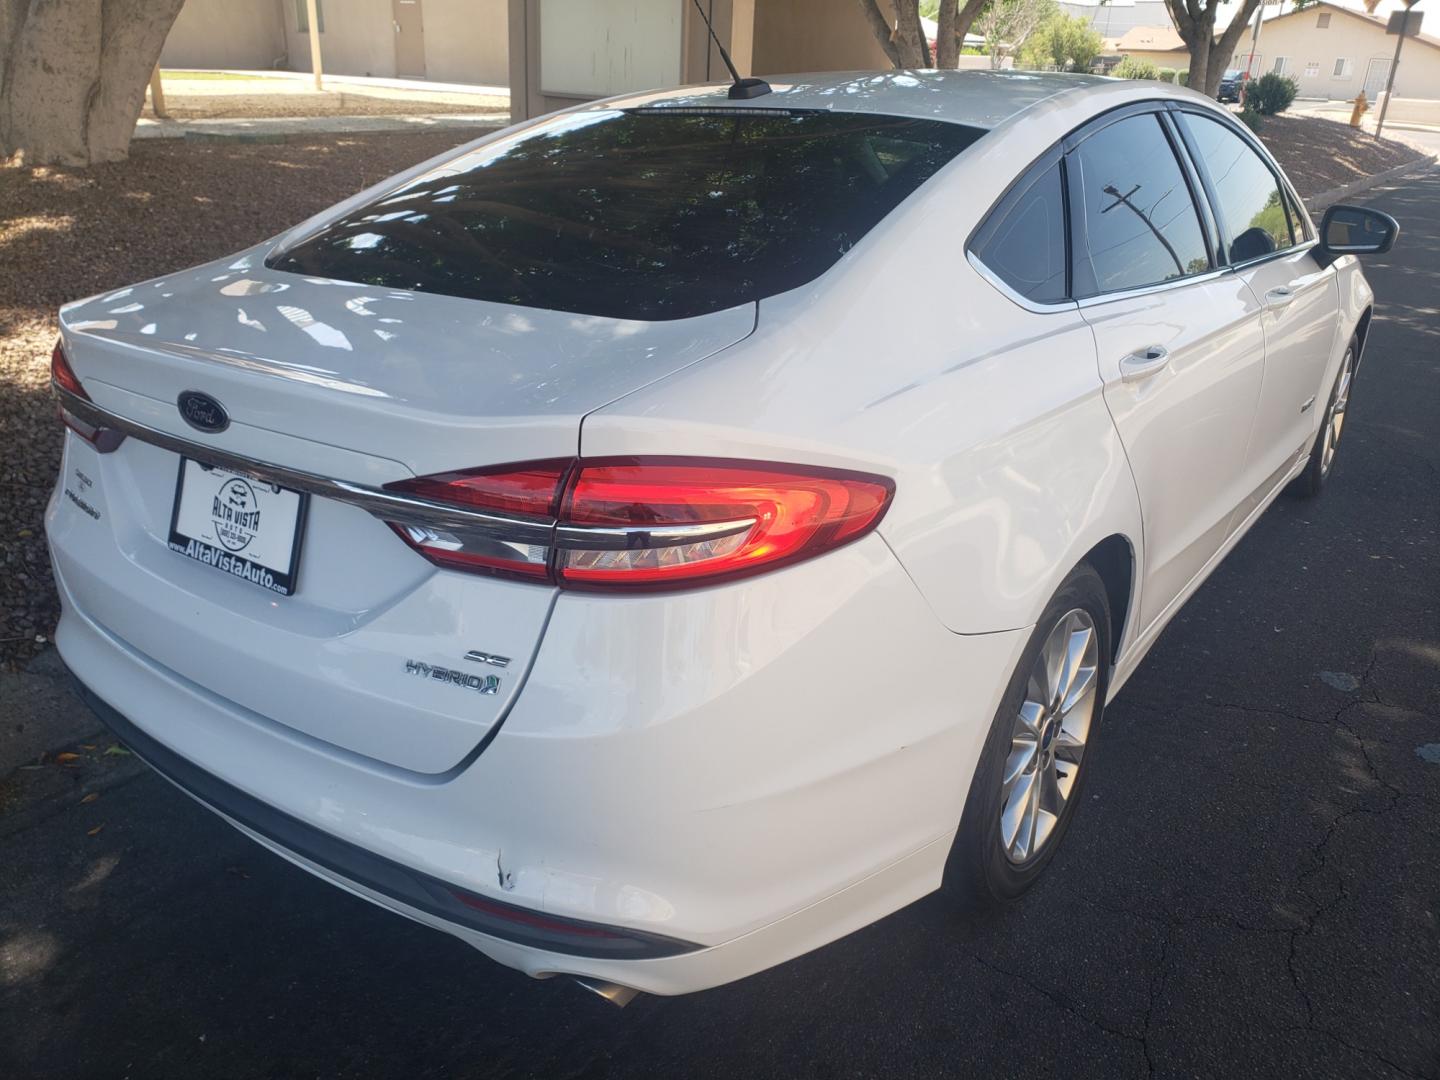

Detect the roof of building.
xmin=1107 ymin=25 xmax=1186 ymax=54
xmin=603 ymin=69 xmax=1116 ymax=130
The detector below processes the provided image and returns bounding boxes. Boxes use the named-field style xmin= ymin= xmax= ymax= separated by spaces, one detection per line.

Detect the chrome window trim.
xmin=1074 ymin=265 xmax=1233 ymax=309
xmin=965 ymin=250 xmax=1078 ymax=314
xmin=1226 ymin=237 xmax=1321 ymax=273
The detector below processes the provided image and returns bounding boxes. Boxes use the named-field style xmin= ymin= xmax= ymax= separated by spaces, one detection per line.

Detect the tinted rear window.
xmin=267 ymin=109 xmax=982 ymax=320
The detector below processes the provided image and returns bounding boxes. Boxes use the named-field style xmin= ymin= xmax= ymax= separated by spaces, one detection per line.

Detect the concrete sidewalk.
xmin=134 ymin=113 xmax=506 ymax=142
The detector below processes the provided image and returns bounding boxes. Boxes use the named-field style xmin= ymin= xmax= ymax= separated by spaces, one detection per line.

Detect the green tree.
xmin=1020 ymin=12 xmax=1104 ymax=72
xmin=1112 ymin=55 xmax=1162 ymax=80
xmin=975 ymin=0 xmax=1058 ymax=69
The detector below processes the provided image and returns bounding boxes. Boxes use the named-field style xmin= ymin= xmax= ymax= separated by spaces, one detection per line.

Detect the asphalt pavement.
xmin=2 ymin=169 xmax=1438 ymax=1080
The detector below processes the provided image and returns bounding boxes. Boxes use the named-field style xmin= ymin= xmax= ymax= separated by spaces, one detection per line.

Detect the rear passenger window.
xmin=1069 ymin=114 xmax=1211 ymax=297
xmin=971 ymin=161 xmax=1067 ymax=303
xmin=1179 ymin=112 xmax=1294 ymax=263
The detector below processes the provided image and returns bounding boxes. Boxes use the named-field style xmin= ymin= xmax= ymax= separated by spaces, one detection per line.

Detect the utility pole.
xmin=1376 ymin=0 xmax=1422 ymax=140
xmin=307 ymin=0 xmax=324 ymax=91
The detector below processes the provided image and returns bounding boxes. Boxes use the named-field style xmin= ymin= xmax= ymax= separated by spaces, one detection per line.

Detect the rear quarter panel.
xmin=580 ymin=87 xmax=1149 ymax=637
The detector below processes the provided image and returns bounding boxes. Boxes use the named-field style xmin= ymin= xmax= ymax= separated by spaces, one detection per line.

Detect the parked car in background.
xmin=1219 ymin=68 xmax=1251 ymax=102
xmin=48 ymin=70 xmax=1395 ymax=1003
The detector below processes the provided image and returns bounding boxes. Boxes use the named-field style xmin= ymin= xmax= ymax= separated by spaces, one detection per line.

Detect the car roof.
xmin=600 ymin=69 xmax=1115 ymax=131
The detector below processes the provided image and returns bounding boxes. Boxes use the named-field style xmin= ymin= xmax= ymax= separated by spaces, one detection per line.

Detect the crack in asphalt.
xmin=1094 ymin=646 xmax=1435 ymax=1079
xmin=965 ymin=949 xmax=1151 ymax=1064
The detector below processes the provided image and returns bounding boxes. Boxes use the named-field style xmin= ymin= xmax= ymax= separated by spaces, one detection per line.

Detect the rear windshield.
xmin=267 ymin=108 xmax=982 ymax=320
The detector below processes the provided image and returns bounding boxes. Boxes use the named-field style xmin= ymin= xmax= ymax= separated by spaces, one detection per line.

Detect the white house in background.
xmin=1230 ymin=1 xmax=1440 ymax=100
xmin=160 ymin=0 xmax=510 ymax=86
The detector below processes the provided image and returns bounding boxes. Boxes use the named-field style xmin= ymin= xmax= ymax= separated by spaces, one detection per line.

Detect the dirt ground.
xmin=0 ymin=131 xmax=481 ymax=668
xmin=1257 ymin=113 xmax=1429 ymax=196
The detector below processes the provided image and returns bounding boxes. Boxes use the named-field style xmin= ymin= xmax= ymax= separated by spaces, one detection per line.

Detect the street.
xmin=2 ymin=167 xmax=1438 ymax=1080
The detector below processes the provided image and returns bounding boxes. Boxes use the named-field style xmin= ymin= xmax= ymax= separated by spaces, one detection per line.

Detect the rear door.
xmin=1069 ymin=108 xmax=1267 ymax=631
xmin=1173 ymin=108 xmax=1339 ymax=518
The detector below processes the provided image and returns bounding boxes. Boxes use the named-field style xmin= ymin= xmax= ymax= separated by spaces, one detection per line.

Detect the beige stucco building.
xmin=504 ymin=0 xmax=902 ymax=122
xmin=1104 ymin=2 xmax=1440 ymax=100
xmin=1104 ymin=25 xmax=1189 ymax=73
xmin=1230 ymin=1 xmax=1440 ymax=100
xmin=161 ymin=0 xmax=510 ymax=86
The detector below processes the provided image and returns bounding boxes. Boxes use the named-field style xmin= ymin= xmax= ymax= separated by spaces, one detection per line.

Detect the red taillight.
xmin=52 ymin=338 xmax=117 ymax=449
xmin=51 ymin=340 xmax=87 ymax=398
xmin=383 ymin=460 xmax=571 ymax=580
xmin=557 ymin=461 xmax=893 ymax=588
xmin=381 ymin=458 xmax=893 ymax=590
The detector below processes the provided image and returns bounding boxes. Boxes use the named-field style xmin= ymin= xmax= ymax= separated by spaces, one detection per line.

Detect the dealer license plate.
xmin=167 ymin=459 xmax=307 ymax=596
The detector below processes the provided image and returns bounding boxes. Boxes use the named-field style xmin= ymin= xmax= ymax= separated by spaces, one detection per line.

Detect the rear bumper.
xmin=50 ymin=464 xmax=1029 ymax=993
xmin=72 ymin=676 xmax=697 ymax=961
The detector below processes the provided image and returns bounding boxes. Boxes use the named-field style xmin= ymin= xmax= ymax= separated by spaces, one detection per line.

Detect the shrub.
xmin=1157 ymin=67 xmax=1179 ymax=84
xmin=1177 ymin=70 xmax=1189 ymax=87
xmin=1113 ymin=55 xmax=1161 ymax=81
xmin=1248 ymin=72 xmax=1299 ymax=115
xmin=1021 ymin=12 xmax=1104 ymax=72
xmin=1236 ymin=107 xmax=1264 ymax=133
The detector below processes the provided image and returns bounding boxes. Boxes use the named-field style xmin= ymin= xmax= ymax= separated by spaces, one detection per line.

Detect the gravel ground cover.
xmin=1256 ymin=113 xmax=1430 ymax=196
xmin=0 ymin=130 xmax=482 ymax=669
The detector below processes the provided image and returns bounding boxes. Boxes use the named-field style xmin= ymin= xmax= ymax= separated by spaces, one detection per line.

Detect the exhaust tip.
xmin=572 ymin=976 xmax=642 ymax=1008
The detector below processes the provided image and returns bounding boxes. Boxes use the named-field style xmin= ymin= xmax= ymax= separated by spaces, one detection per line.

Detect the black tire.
xmin=1289 ymin=336 xmax=1358 ymax=498
xmin=942 ymin=564 xmax=1111 ymax=908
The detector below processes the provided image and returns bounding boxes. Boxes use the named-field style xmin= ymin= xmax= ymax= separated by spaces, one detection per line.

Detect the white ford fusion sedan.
xmin=48 ymin=70 xmax=1396 ymax=1001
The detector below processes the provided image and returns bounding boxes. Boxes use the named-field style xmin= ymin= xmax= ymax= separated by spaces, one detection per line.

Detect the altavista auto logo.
xmin=212 ymin=477 xmax=262 ymax=552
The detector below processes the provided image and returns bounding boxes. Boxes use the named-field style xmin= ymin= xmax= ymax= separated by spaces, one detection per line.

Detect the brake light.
xmin=381 ymin=459 xmax=893 ymax=590
xmin=383 ymin=460 xmax=571 ymax=580
xmin=51 ymin=339 xmax=120 ymax=450
xmin=51 ymin=339 xmax=86 ymax=398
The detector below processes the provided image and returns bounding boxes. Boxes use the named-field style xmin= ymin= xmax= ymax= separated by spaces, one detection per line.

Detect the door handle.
xmin=1265 ymin=286 xmax=1296 ymax=308
xmin=1120 ymin=345 xmax=1170 ymax=383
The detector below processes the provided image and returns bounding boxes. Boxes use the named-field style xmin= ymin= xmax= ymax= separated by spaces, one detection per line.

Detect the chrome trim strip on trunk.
xmin=55 ymin=384 xmax=756 ymax=554
xmin=54 ymin=384 xmax=556 ymax=547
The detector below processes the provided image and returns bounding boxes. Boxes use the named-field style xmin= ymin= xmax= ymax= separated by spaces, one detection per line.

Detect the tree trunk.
xmin=891 ymin=0 xmax=932 ymax=67
xmin=1203 ymin=0 xmax=1263 ymax=98
xmin=1165 ymin=0 xmax=1266 ymax=99
xmin=935 ymin=0 xmax=960 ymax=68
xmin=952 ymin=0 xmax=989 ymax=65
xmin=1 ymin=0 xmax=186 ymax=166
xmin=855 ymin=0 xmax=908 ymax=68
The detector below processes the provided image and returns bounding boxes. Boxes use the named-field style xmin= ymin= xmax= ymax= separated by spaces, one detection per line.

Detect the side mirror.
xmin=1318 ymin=204 xmax=1399 ymax=259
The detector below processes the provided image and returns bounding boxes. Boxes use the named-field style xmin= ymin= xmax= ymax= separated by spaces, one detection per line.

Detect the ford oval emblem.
xmin=177 ymin=390 xmax=229 ymax=434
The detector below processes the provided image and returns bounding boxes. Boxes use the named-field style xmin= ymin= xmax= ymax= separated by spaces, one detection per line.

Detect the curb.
xmin=134 ymin=114 xmax=507 ymax=143
xmin=1306 ymin=154 xmax=1439 ymax=210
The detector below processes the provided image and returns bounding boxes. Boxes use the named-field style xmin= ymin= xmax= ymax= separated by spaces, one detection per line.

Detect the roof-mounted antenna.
xmin=689 ymin=0 xmax=771 ymax=99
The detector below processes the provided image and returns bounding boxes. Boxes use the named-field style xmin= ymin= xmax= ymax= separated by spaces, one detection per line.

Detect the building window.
xmin=1305 ymin=61 xmax=1320 ymax=78
xmin=1317 ymin=13 xmax=1331 ymax=28
xmin=296 ymin=0 xmax=324 ymax=33
xmin=1273 ymin=56 xmax=1290 ymax=75
xmin=1333 ymin=57 xmax=1353 ymax=78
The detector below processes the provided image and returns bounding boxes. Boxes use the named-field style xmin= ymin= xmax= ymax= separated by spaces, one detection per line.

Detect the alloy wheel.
xmin=999 ymin=609 xmax=1099 ymax=865
xmin=1321 ymin=348 xmax=1355 ymax=477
